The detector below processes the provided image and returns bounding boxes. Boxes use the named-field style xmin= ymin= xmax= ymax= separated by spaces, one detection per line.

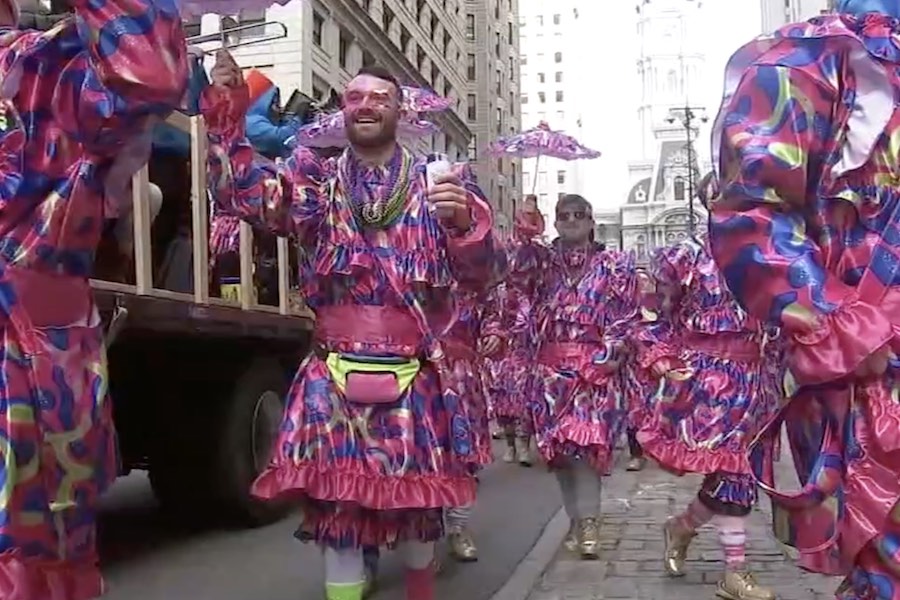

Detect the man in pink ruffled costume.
xmin=708 ymin=0 xmax=900 ymax=597
xmin=490 ymin=194 xmax=544 ymax=467
xmin=203 ymin=50 xmax=501 ymax=600
xmin=634 ymin=174 xmax=780 ymax=600
xmin=509 ymin=194 xmax=638 ymax=559
xmin=0 ymin=0 xmax=186 ymax=598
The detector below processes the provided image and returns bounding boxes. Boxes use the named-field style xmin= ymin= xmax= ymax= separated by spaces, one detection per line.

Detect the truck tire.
xmin=212 ymin=357 xmax=294 ymax=527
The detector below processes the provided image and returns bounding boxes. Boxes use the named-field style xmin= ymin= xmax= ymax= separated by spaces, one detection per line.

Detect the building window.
xmin=184 ymin=15 xmax=201 ymax=37
xmin=557 ymin=170 xmax=566 ymax=184
xmin=468 ymin=136 xmax=477 ymax=160
xmin=536 ymin=15 xmax=543 ymax=25
xmin=553 ymin=13 xmax=560 ymax=24
xmin=496 ymin=69 xmax=501 ymax=94
xmin=521 ymin=93 xmax=528 ymax=104
xmin=235 ymin=9 xmax=266 ymax=39
xmin=496 ymin=107 xmax=502 ymax=134
xmin=509 ymin=92 xmax=515 ymax=116
xmin=417 ymin=46 xmax=426 ymax=70
xmin=443 ymin=30 xmax=451 ymax=56
xmin=554 ymin=52 xmax=562 ymax=63
xmin=555 ymin=91 xmax=563 ymax=102
xmin=556 ymin=110 xmax=564 ymax=122
xmin=467 ymin=94 xmax=477 ymax=120
xmin=495 ymin=31 xmax=501 ymax=57
xmin=555 ymin=71 xmax=562 ymax=83
xmin=361 ymin=0 xmax=371 ymax=11
xmin=339 ymin=30 xmax=351 ymax=69
xmin=467 ymin=53 xmax=476 ymax=80
xmin=313 ymin=11 xmax=325 ymax=47
xmin=466 ymin=14 xmax=475 ymax=40
xmin=538 ymin=72 xmax=545 ymax=83
xmin=508 ymin=56 xmax=515 ymax=75
xmin=674 ymin=176 xmax=686 ymax=201
xmin=430 ymin=13 xmax=438 ymax=37
xmin=382 ymin=5 xmax=395 ymax=31
xmin=507 ymin=22 xmax=513 ymax=44
xmin=401 ymin=28 xmax=411 ymax=53
xmin=520 ymin=54 xmax=527 ymax=66
xmin=538 ymin=91 xmax=545 ymax=103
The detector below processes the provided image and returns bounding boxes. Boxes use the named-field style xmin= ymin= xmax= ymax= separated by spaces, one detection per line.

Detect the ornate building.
xmin=594 ymin=0 xmax=709 ymax=265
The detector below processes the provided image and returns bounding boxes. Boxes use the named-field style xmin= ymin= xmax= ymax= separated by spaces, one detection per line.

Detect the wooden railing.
xmin=90 ymin=111 xmax=306 ymax=318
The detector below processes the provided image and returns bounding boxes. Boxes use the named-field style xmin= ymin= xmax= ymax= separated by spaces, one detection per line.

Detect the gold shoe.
xmin=563 ymin=519 xmax=578 ymax=553
xmin=516 ymin=437 xmax=533 ymax=466
xmin=577 ymin=516 xmax=601 ymax=559
xmin=626 ymin=456 xmax=646 ymax=471
xmin=663 ymin=517 xmax=696 ymax=577
xmin=448 ymin=529 xmax=478 ymax=562
xmin=715 ymin=571 xmax=777 ymax=600
xmin=502 ymin=444 xmax=516 ymax=463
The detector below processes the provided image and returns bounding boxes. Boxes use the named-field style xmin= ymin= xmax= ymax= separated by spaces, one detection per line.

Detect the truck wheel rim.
xmin=251 ymin=390 xmax=282 ymax=472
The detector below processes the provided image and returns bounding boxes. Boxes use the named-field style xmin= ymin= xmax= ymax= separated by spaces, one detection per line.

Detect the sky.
xmin=569 ymin=0 xmax=763 ymax=211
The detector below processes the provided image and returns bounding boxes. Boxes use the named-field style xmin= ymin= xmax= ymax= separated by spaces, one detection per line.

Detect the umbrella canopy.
xmin=488 ymin=121 xmax=600 ymax=160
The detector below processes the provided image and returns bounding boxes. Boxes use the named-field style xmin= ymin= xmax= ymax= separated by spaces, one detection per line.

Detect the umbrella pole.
xmin=531 ymin=154 xmax=541 ymax=195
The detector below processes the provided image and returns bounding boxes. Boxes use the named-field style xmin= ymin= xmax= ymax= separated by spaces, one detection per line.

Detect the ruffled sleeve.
xmin=6 ymin=0 xmax=188 ymax=157
xmin=710 ymin=63 xmax=893 ymax=386
xmin=443 ymin=162 xmax=500 ymax=291
xmin=596 ymin=251 xmax=640 ymax=365
xmin=201 ymin=85 xmax=326 ymax=244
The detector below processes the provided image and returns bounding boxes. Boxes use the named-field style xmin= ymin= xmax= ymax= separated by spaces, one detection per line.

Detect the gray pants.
xmin=445 ymin=502 xmax=474 ymax=530
xmin=554 ymin=458 xmax=603 ymax=521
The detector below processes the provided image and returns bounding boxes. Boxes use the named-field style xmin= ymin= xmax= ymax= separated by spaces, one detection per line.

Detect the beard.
xmin=346 ymin=118 xmax=399 ymax=148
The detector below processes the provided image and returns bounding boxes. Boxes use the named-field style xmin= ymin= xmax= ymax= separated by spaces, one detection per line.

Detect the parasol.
xmin=488 ymin=121 xmax=600 ymax=192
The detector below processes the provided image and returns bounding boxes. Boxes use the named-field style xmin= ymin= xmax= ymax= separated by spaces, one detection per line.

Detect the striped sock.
xmin=716 ymin=515 xmax=748 ymax=572
xmin=676 ymin=496 xmax=714 ymax=532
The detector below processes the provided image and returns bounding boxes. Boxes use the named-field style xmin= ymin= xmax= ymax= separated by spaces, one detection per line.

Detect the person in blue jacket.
xmin=244 ymin=69 xmax=301 ymax=159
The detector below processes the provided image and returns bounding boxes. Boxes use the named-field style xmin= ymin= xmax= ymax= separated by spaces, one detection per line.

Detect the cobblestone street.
xmin=526 ymin=460 xmax=841 ymax=600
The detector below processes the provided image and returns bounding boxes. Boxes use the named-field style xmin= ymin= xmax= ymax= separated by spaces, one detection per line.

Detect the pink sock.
xmin=405 ymin=566 xmax=434 ymax=600
xmin=716 ymin=515 xmax=748 ymax=571
xmin=676 ymin=496 xmax=714 ymax=532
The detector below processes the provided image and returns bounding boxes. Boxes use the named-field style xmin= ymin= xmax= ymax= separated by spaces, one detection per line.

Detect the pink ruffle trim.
xmin=537 ymin=417 xmax=614 ymax=474
xmin=0 ymin=552 xmax=104 ymax=600
xmin=252 ymin=463 xmax=477 ymax=510
xmin=636 ymin=429 xmax=751 ymax=477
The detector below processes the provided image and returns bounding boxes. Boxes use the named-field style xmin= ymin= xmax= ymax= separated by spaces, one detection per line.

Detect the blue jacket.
xmin=246 ymin=86 xmax=301 ymax=159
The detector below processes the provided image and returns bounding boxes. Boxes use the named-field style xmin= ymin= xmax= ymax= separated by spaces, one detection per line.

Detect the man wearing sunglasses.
xmin=508 ymin=194 xmax=639 ymax=559
xmin=203 ymin=51 xmax=501 ymax=600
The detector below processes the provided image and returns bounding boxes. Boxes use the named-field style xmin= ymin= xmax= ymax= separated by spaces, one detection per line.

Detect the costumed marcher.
xmin=634 ymin=173 xmax=779 ymax=600
xmin=509 ymin=194 xmax=637 ymax=559
xmin=708 ymin=0 xmax=900 ymax=597
xmin=491 ymin=194 xmax=545 ymax=466
xmin=0 ymin=0 xmax=187 ymax=596
xmin=202 ymin=51 xmax=500 ymax=600
xmin=442 ymin=282 xmax=506 ymax=563
xmin=621 ymin=268 xmax=656 ymax=473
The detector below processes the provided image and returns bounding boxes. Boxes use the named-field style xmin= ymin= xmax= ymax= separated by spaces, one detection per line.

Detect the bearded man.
xmin=202 ymin=50 xmax=500 ymax=600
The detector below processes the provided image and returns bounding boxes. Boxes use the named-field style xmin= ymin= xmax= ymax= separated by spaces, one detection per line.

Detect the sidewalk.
xmin=524 ymin=459 xmax=840 ymax=600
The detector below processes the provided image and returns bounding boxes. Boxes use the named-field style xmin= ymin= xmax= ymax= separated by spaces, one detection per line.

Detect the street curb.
xmin=487 ymin=507 xmax=568 ymax=600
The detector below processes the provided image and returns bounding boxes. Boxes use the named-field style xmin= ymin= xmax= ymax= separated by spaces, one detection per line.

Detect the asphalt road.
xmin=96 ymin=442 xmax=561 ymax=600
